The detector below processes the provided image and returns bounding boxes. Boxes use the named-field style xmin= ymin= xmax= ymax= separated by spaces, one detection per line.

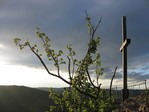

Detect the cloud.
xmin=128 ymin=72 xmax=149 ymax=82
xmin=142 ymin=66 xmax=149 ymax=71
xmin=98 ymin=67 xmax=122 ymax=80
xmin=0 ymin=0 xmax=149 ymax=87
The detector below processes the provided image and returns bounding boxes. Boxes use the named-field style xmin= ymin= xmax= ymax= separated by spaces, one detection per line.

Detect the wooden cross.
xmin=120 ymin=16 xmax=131 ymax=101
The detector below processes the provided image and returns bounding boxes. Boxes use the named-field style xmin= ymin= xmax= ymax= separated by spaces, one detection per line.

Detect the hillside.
xmin=0 ymin=86 xmax=147 ymax=112
xmin=0 ymin=86 xmax=51 ymax=112
xmin=113 ymin=91 xmax=149 ymax=112
xmin=37 ymin=87 xmax=66 ymax=93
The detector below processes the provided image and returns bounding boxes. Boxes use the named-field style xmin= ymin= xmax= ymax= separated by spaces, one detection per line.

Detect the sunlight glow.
xmin=0 ymin=43 xmax=5 ymax=49
xmin=0 ymin=60 xmax=68 ymax=87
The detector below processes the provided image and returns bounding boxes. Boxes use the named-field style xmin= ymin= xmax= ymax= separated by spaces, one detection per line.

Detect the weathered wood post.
xmin=145 ymin=80 xmax=147 ymax=90
xmin=120 ymin=16 xmax=131 ymax=101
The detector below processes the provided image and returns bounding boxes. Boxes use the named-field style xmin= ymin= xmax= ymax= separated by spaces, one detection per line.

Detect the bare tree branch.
xmin=86 ymin=69 xmax=98 ymax=89
xmin=109 ymin=66 xmax=118 ymax=98
xmin=91 ymin=16 xmax=102 ymax=38
xmin=67 ymin=56 xmax=72 ymax=80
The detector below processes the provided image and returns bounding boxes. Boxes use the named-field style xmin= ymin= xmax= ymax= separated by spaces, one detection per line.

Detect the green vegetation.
xmin=0 ymin=86 xmax=51 ymax=112
xmin=14 ymin=13 xmax=117 ymax=112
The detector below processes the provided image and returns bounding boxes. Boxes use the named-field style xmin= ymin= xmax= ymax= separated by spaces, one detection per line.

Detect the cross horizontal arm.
xmin=120 ymin=39 xmax=131 ymax=52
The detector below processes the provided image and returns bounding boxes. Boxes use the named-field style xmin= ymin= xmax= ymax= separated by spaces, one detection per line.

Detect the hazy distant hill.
xmin=0 ymin=86 xmax=146 ymax=112
xmin=37 ymin=87 xmax=66 ymax=93
xmin=0 ymin=86 xmax=51 ymax=112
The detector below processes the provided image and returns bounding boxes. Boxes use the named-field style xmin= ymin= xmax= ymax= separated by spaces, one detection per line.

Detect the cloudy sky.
xmin=0 ymin=0 xmax=149 ymax=88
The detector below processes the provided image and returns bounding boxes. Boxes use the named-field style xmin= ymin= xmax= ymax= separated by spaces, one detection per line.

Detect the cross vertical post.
xmin=120 ymin=16 xmax=131 ymax=101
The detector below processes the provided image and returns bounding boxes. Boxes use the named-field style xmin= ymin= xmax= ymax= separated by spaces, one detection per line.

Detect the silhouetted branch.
xmin=109 ymin=66 xmax=118 ymax=98
xmin=28 ymin=43 xmax=71 ymax=85
xmin=67 ymin=56 xmax=72 ymax=81
xmin=86 ymin=69 xmax=98 ymax=89
xmin=84 ymin=10 xmax=102 ymax=39
xmin=92 ymin=16 xmax=102 ymax=38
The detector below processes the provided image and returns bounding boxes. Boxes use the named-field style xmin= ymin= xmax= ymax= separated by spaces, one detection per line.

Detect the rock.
xmin=113 ymin=91 xmax=149 ymax=112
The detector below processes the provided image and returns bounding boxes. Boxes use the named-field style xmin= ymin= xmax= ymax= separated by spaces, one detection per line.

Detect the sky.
xmin=0 ymin=0 xmax=149 ymax=88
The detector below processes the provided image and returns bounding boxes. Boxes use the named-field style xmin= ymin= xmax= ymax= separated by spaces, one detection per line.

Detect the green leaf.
xmin=36 ymin=49 xmax=39 ymax=53
xmin=40 ymin=54 xmax=42 ymax=57
xmin=34 ymin=44 xmax=37 ymax=47
xmin=86 ymin=17 xmax=91 ymax=21
xmin=59 ymin=50 xmax=63 ymax=55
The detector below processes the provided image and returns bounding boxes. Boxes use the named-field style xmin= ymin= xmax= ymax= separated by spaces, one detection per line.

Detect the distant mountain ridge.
xmin=0 ymin=86 xmax=51 ymax=112
xmin=0 ymin=86 xmax=146 ymax=112
xmin=37 ymin=87 xmax=67 ymax=93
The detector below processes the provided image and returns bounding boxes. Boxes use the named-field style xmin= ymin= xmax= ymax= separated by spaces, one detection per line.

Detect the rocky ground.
xmin=113 ymin=91 xmax=149 ymax=112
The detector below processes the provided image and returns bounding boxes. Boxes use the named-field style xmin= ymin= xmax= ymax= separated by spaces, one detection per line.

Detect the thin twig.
xmin=67 ymin=56 xmax=72 ymax=80
xmin=91 ymin=16 xmax=102 ymax=38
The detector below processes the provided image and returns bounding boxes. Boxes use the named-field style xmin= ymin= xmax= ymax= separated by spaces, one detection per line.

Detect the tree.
xmin=14 ymin=13 xmax=116 ymax=112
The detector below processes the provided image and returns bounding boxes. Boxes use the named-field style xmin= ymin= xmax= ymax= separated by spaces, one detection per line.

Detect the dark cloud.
xmin=128 ymin=72 xmax=149 ymax=82
xmin=0 ymin=0 xmax=149 ymax=85
xmin=142 ymin=66 xmax=149 ymax=71
xmin=99 ymin=68 xmax=122 ymax=80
